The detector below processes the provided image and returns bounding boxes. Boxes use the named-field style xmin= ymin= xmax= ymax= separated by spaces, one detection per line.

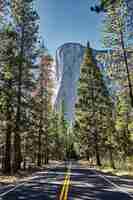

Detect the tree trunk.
xmin=86 ymin=148 xmax=90 ymax=161
xmin=13 ymin=92 xmax=22 ymax=172
xmin=95 ymin=142 xmax=101 ymax=166
xmin=44 ymin=94 xmax=49 ymax=165
xmin=109 ymin=147 xmax=115 ymax=169
xmin=44 ymin=134 xmax=49 ymax=165
xmin=37 ymin=129 xmax=42 ymax=167
xmin=120 ymin=30 xmax=133 ymax=107
xmin=94 ymin=130 xmax=101 ymax=166
xmin=23 ymin=158 xmax=26 ymax=170
xmin=13 ymin=26 xmax=24 ymax=172
xmin=3 ymin=79 xmax=12 ymax=174
xmin=3 ymin=121 xmax=12 ymax=174
xmin=55 ymin=130 xmax=60 ymax=160
xmin=13 ymin=131 xmax=22 ymax=172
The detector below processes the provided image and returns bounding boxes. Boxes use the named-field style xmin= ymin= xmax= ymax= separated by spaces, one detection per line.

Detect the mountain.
xmin=54 ymin=42 xmax=110 ymax=122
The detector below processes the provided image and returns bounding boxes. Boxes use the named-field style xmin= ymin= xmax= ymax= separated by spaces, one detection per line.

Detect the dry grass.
xmin=97 ymin=157 xmax=133 ymax=178
xmin=0 ymin=160 xmax=61 ymax=185
xmin=97 ymin=166 xmax=133 ymax=177
xmin=79 ymin=159 xmax=133 ymax=177
xmin=0 ymin=176 xmax=17 ymax=184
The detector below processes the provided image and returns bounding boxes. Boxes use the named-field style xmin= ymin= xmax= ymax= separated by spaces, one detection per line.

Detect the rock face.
xmin=55 ymin=42 xmax=108 ymax=122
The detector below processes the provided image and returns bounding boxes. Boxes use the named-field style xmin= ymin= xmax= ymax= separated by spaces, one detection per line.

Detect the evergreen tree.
xmin=31 ymin=48 xmax=54 ymax=166
xmin=103 ymin=0 xmax=133 ymax=107
xmin=102 ymin=0 xmax=133 ymax=166
xmin=115 ymin=92 xmax=132 ymax=161
xmin=50 ymin=111 xmax=63 ymax=160
xmin=91 ymin=0 xmax=119 ymax=13
xmin=59 ymin=100 xmax=69 ymax=160
xmin=0 ymin=24 xmax=17 ymax=173
xmin=75 ymin=42 xmax=112 ymax=166
xmin=0 ymin=0 xmax=16 ymax=173
xmin=11 ymin=0 xmax=39 ymax=172
xmin=40 ymin=54 xmax=54 ymax=165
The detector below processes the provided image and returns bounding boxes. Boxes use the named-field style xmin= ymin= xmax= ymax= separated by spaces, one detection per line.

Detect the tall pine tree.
xmin=11 ymin=0 xmax=39 ymax=171
xmin=75 ymin=42 xmax=112 ymax=166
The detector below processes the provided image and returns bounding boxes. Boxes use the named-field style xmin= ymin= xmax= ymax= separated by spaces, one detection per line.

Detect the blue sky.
xmin=36 ymin=0 xmax=103 ymax=56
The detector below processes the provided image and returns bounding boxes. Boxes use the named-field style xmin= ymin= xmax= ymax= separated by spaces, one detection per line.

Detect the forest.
xmin=0 ymin=0 xmax=133 ymax=178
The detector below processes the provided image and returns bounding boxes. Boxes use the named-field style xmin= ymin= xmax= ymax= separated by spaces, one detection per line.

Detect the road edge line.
xmin=93 ymin=169 xmax=133 ymax=199
xmin=0 ymin=162 xmax=62 ymax=197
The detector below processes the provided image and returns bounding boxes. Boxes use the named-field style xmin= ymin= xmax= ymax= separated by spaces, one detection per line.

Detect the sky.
xmin=36 ymin=0 xmax=104 ymax=56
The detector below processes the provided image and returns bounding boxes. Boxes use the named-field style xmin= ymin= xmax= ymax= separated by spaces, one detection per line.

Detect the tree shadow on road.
xmin=68 ymin=167 xmax=132 ymax=200
xmin=1 ymin=166 xmax=68 ymax=200
xmin=97 ymin=170 xmax=133 ymax=191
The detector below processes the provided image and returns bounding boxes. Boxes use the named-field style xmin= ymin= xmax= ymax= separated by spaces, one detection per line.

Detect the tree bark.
xmin=44 ymin=133 xmax=49 ymax=164
xmin=3 ymin=118 xmax=12 ymax=173
xmin=120 ymin=30 xmax=133 ymax=107
xmin=90 ymin=65 xmax=102 ymax=167
xmin=95 ymin=135 xmax=101 ymax=166
xmin=3 ymin=74 xmax=13 ymax=173
xmin=37 ymin=63 xmax=44 ymax=167
xmin=109 ymin=147 xmax=115 ymax=169
xmin=37 ymin=128 xmax=42 ymax=167
xmin=13 ymin=26 xmax=24 ymax=172
xmin=13 ymin=131 xmax=22 ymax=172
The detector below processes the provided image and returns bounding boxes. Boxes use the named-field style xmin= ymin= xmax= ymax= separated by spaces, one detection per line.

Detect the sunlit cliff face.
xmin=54 ymin=43 xmax=110 ymax=122
xmin=54 ymin=43 xmax=85 ymax=121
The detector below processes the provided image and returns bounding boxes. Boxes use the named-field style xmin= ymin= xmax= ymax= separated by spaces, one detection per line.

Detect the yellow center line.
xmin=64 ymin=173 xmax=71 ymax=200
xmin=59 ymin=174 xmax=69 ymax=200
xmin=59 ymin=163 xmax=71 ymax=200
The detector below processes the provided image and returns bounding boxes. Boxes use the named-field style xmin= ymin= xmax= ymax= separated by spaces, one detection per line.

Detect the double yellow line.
xmin=59 ymin=164 xmax=71 ymax=200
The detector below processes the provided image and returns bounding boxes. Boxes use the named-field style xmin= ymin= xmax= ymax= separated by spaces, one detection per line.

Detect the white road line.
xmin=0 ymin=173 xmax=48 ymax=198
xmin=92 ymin=169 xmax=133 ymax=199
xmin=0 ymin=182 xmax=26 ymax=197
xmin=0 ymin=163 xmax=62 ymax=198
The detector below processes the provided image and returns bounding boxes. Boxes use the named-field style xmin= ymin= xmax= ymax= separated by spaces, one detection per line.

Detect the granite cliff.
xmin=55 ymin=42 xmax=110 ymax=122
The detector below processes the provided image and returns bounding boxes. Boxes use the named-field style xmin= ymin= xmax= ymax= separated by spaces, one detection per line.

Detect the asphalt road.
xmin=0 ymin=162 xmax=132 ymax=200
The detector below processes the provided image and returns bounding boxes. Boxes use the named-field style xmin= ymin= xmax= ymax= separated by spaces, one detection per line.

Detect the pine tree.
xmin=102 ymin=0 xmax=133 ymax=166
xmin=75 ymin=42 xmax=113 ymax=166
xmin=91 ymin=0 xmax=120 ymax=13
xmin=31 ymin=48 xmax=54 ymax=166
xmin=115 ymin=92 xmax=132 ymax=161
xmin=0 ymin=24 xmax=17 ymax=173
xmin=11 ymin=0 xmax=39 ymax=172
xmin=103 ymin=0 xmax=133 ymax=107
xmin=0 ymin=0 xmax=16 ymax=173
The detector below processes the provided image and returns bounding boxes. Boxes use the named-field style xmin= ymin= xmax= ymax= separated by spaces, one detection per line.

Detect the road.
xmin=0 ymin=162 xmax=132 ymax=200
